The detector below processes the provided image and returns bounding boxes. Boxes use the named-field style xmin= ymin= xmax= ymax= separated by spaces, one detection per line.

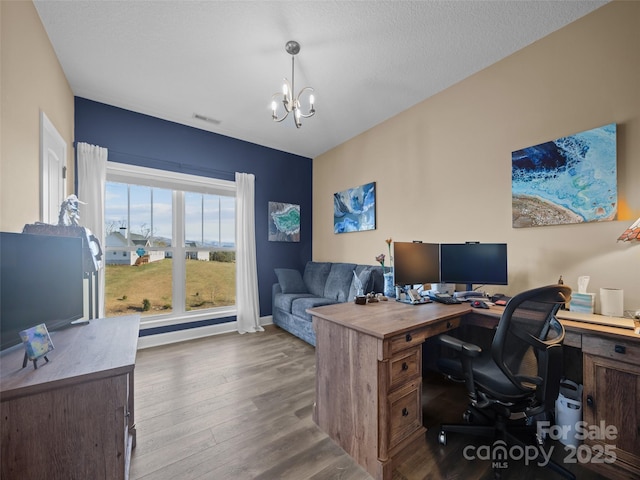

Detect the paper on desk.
xmin=577 ymin=276 xmax=590 ymax=294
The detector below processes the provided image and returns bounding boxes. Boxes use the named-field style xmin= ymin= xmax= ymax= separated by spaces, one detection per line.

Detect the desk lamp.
xmin=617 ymin=216 xmax=640 ymax=242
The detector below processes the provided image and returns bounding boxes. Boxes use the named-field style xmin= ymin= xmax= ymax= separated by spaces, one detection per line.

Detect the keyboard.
xmin=428 ymin=293 xmax=462 ymax=304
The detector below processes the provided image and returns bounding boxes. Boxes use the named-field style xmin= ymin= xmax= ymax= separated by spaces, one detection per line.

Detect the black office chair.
xmin=436 ymin=284 xmax=574 ymax=479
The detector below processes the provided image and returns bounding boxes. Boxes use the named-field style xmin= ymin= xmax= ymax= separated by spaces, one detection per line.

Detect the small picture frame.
xmin=20 ymin=323 xmax=54 ymax=369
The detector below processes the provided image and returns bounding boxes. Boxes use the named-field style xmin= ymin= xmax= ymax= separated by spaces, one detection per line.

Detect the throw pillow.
xmin=275 ymin=268 xmax=308 ymax=294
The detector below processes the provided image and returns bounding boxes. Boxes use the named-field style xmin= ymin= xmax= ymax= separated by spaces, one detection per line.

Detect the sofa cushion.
xmin=291 ymin=296 xmax=337 ymax=322
xmin=303 ymin=262 xmax=332 ymax=297
xmin=369 ymin=266 xmax=384 ymax=293
xmin=324 ymin=263 xmax=357 ymax=302
xmin=274 ymin=268 xmax=308 ymax=294
xmin=274 ymin=292 xmax=316 ymax=313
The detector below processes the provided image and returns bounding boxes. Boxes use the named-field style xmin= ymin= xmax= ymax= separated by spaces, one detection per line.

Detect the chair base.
xmin=438 ymin=408 xmax=576 ymax=480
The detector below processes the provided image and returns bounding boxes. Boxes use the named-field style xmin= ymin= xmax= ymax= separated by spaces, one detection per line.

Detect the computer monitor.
xmin=393 ymin=242 xmax=440 ymax=287
xmin=440 ymin=242 xmax=508 ymax=292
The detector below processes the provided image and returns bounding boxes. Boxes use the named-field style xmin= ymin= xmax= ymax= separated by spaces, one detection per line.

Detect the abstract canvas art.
xmin=268 ymin=202 xmax=300 ymax=242
xmin=512 ymin=123 xmax=617 ymax=228
xmin=334 ymin=182 xmax=376 ymax=233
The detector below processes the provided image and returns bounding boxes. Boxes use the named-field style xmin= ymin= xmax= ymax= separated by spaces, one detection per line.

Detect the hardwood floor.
xmin=130 ymin=325 xmax=608 ymax=480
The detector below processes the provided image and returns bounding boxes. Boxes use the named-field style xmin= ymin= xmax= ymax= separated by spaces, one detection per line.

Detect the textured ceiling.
xmin=33 ymin=1 xmax=608 ymax=159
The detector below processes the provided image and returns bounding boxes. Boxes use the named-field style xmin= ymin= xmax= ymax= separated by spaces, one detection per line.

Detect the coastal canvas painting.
xmin=334 ymin=182 xmax=376 ymax=234
xmin=268 ymin=202 xmax=300 ymax=242
xmin=511 ymin=123 xmax=617 ymax=228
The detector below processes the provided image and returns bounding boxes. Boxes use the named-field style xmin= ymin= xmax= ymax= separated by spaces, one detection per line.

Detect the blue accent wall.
xmin=74 ymin=97 xmax=312 ymax=321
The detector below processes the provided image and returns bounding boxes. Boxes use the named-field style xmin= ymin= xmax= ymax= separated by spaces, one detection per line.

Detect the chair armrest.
xmin=438 ymin=334 xmax=482 ymax=357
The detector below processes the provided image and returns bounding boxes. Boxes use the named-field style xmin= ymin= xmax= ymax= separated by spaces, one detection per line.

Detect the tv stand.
xmin=1 ymin=315 xmax=140 ymax=479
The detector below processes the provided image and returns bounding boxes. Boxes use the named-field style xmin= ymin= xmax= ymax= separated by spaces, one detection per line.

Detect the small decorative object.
xmin=366 ymin=292 xmax=379 ymax=303
xmin=58 ymin=194 xmax=86 ymax=226
xmin=352 ymin=270 xmax=364 ymax=297
xmin=19 ymin=323 xmax=54 ymax=369
xmin=268 ymin=202 xmax=300 ymax=242
xmin=354 ymin=295 xmax=367 ymax=305
xmin=334 ymin=182 xmax=376 ymax=233
xmin=512 ymin=123 xmax=616 ymax=228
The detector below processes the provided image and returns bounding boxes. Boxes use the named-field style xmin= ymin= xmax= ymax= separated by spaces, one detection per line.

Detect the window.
xmin=105 ymin=163 xmax=236 ymax=325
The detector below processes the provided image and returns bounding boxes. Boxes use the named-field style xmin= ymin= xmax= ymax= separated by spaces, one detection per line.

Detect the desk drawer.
xmin=582 ymin=336 xmax=640 ymax=363
xmin=389 ymin=317 xmax=460 ymax=355
xmin=389 ymin=347 xmax=421 ymax=391
xmin=388 ymin=380 xmax=422 ymax=449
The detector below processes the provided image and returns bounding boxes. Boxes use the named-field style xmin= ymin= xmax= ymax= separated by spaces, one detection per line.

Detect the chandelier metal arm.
xmin=296 ymin=86 xmax=315 ymax=118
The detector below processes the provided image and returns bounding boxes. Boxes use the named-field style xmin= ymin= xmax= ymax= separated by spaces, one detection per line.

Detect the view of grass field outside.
xmin=105 ymin=179 xmax=236 ymax=318
xmin=105 ymin=256 xmax=236 ymax=316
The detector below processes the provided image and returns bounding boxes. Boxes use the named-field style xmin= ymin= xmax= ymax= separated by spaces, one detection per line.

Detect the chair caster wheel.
xmin=438 ymin=431 xmax=447 ymax=446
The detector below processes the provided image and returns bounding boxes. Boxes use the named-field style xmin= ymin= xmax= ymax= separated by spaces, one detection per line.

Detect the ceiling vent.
xmin=193 ymin=113 xmax=221 ymax=125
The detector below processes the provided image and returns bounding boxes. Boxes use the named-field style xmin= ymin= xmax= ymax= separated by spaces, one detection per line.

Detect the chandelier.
xmin=271 ymin=40 xmax=315 ymax=128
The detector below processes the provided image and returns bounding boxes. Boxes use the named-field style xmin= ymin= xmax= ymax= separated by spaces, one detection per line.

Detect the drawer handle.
xmin=405 ymin=333 xmax=412 ymax=342
xmin=614 ymin=344 xmax=626 ymax=354
xmin=586 ymin=395 xmax=594 ymax=408
xmin=402 ymin=407 xmax=409 ymax=417
xmin=401 ymin=362 xmax=409 ymax=371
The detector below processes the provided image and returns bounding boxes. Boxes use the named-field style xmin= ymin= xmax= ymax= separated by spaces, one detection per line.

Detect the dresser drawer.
xmin=582 ymin=335 xmax=640 ymax=363
xmin=388 ymin=380 xmax=422 ymax=448
xmin=388 ymin=347 xmax=421 ymax=391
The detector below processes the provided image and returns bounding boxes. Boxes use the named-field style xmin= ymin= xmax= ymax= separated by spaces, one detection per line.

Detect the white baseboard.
xmin=137 ymin=315 xmax=273 ymax=349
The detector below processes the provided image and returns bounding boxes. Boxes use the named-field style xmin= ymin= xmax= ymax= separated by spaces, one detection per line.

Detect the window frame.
xmin=105 ymin=162 xmax=236 ymax=328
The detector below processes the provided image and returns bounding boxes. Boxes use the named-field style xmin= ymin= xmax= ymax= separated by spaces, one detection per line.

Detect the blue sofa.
xmin=272 ymin=261 xmax=384 ymax=346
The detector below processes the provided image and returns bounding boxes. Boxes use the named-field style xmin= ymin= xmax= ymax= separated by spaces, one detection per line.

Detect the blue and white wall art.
xmin=268 ymin=202 xmax=300 ymax=242
xmin=512 ymin=123 xmax=617 ymax=228
xmin=334 ymin=182 xmax=376 ymax=234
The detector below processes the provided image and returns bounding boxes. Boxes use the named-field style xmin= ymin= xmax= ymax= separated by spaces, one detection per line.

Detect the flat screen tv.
xmin=440 ymin=242 xmax=508 ymax=291
xmin=393 ymin=242 xmax=440 ymax=287
xmin=1 ymin=232 xmax=84 ymax=351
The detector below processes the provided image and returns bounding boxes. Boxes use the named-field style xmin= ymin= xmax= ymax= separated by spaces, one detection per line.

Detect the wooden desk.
xmin=310 ymin=300 xmax=466 ymax=480
xmin=310 ymin=301 xmax=640 ymax=480
xmin=1 ymin=315 xmax=140 ymax=480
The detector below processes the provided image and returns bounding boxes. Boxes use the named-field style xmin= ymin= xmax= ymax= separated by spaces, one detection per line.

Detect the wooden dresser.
xmin=1 ymin=315 xmax=140 ymax=480
xmin=310 ymin=301 xmax=464 ymax=480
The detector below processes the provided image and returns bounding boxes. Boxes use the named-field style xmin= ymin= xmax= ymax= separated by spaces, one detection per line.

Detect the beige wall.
xmin=314 ymin=1 xmax=640 ymax=311
xmin=1 ymin=1 xmax=74 ymax=232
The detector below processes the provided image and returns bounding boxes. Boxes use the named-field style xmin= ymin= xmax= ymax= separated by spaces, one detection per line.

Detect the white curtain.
xmin=235 ymin=172 xmax=263 ymax=334
xmin=76 ymin=142 xmax=108 ymax=318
